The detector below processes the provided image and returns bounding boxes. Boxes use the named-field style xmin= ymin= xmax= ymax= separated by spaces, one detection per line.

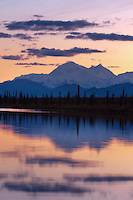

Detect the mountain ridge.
xmin=0 ymin=79 xmax=133 ymax=97
xmin=1 ymin=61 xmax=131 ymax=97
xmin=13 ymin=61 xmax=133 ymax=89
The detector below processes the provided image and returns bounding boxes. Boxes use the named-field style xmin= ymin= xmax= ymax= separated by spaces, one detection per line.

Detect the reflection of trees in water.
xmin=41 ymin=114 xmax=44 ymax=125
xmin=34 ymin=114 xmax=37 ymax=124
xmin=106 ymin=119 xmax=108 ymax=129
xmin=75 ymin=116 xmax=80 ymax=137
xmin=45 ymin=114 xmax=48 ymax=124
xmin=112 ymin=119 xmax=114 ymax=128
xmin=58 ymin=114 xmax=61 ymax=127
xmin=119 ymin=119 xmax=127 ymax=132
xmin=89 ymin=116 xmax=95 ymax=126
xmin=30 ymin=114 xmax=33 ymax=123
xmin=67 ymin=116 xmax=70 ymax=127
xmin=19 ymin=115 xmax=22 ymax=126
xmin=50 ymin=114 xmax=52 ymax=126
xmin=83 ymin=116 xmax=86 ymax=127
xmin=3 ymin=113 xmax=7 ymax=123
xmin=0 ymin=112 xmax=132 ymax=137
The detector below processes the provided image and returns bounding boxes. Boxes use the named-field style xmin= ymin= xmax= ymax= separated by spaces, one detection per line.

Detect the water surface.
xmin=0 ymin=109 xmax=133 ymax=200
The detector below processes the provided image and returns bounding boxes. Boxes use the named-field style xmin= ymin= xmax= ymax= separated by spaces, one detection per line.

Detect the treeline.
xmin=0 ymin=86 xmax=133 ymax=108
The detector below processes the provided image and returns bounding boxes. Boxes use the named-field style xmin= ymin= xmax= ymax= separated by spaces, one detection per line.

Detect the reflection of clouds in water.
xmin=0 ymin=144 xmax=48 ymax=158
xmin=64 ymin=174 xmax=133 ymax=183
xmin=0 ymin=151 xmax=20 ymax=158
xmin=0 ymin=112 xmax=133 ymax=199
xmin=12 ymin=173 xmax=29 ymax=180
xmin=3 ymin=181 xmax=93 ymax=194
xmin=0 ymin=112 xmax=133 ymax=152
xmin=0 ymin=172 xmax=29 ymax=181
xmin=0 ymin=174 xmax=8 ymax=180
xmin=0 ymin=172 xmax=28 ymax=184
xmin=0 ymin=113 xmax=133 ymax=152
xmin=25 ymin=156 xmax=101 ymax=168
xmin=0 ymin=149 xmax=102 ymax=168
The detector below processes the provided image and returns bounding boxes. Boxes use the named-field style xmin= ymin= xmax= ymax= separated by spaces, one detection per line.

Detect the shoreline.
xmin=0 ymin=103 xmax=133 ymax=116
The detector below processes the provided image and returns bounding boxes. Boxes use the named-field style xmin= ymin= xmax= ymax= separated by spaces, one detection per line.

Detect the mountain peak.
xmin=96 ymin=64 xmax=104 ymax=68
xmin=58 ymin=61 xmax=83 ymax=68
xmin=50 ymin=61 xmax=87 ymax=76
xmin=90 ymin=64 xmax=104 ymax=69
xmin=64 ymin=61 xmax=76 ymax=65
xmin=89 ymin=63 xmax=116 ymax=82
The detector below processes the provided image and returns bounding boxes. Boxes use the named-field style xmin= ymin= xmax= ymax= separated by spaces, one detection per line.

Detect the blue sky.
xmin=1 ymin=0 xmax=133 ymax=20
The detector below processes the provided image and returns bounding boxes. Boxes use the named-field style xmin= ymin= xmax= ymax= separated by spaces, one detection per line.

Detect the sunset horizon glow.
xmin=0 ymin=0 xmax=133 ymax=83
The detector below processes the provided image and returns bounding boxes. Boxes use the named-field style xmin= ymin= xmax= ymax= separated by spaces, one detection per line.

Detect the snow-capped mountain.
xmin=14 ymin=61 xmax=133 ymax=89
xmin=117 ymin=72 xmax=133 ymax=84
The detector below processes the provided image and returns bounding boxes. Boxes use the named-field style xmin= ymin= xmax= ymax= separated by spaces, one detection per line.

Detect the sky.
xmin=0 ymin=0 xmax=133 ymax=82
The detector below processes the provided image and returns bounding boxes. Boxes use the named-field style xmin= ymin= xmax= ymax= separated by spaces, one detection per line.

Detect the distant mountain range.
xmin=14 ymin=61 xmax=133 ymax=89
xmin=0 ymin=61 xmax=133 ymax=97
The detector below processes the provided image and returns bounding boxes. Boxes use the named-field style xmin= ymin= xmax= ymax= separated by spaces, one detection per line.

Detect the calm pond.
xmin=0 ymin=109 xmax=133 ymax=200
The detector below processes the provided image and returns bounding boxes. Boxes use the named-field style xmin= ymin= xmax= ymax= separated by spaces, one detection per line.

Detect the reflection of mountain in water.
xmin=0 ymin=111 xmax=133 ymax=151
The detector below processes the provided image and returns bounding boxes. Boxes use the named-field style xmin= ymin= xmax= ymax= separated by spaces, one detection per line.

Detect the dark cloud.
xmin=64 ymin=174 xmax=133 ymax=183
xmin=66 ymin=32 xmax=133 ymax=41
xmin=91 ymin=58 xmax=101 ymax=61
xmin=3 ymin=181 xmax=90 ymax=194
xmin=34 ymin=32 xmax=57 ymax=36
xmin=33 ymin=15 xmax=44 ymax=18
xmin=2 ymin=55 xmax=24 ymax=60
xmin=24 ymin=66 xmax=31 ymax=68
xmin=24 ymin=47 xmax=105 ymax=57
xmin=0 ymin=174 xmax=8 ymax=180
xmin=25 ymin=156 xmax=100 ymax=168
xmin=34 ymin=32 xmax=47 ymax=36
xmin=103 ymin=20 xmax=111 ymax=25
xmin=68 ymin=32 xmax=81 ymax=35
xmin=107 ymin=66 xmax=120 ymax=68
xmin=50 ymin=32 xmax=57 ymax=35
xmin=4 ymin=49 xmax=10 ymax=51
xmin=0 ymin=32 xmax=12 ymax=38
xmin=115 ymin=18 xmax=122 ymax=22
xmin=16 ymin=62 xmax=57 ymax=67
xmin=5 ymin=20 xmax=98 ymax=31
xmin=14 ymin=33 xmax=33 ymax=41
xmin=101 ymin=20 xmax=115 ymax=27
xmin=0 ymin=32 xmax=33 ymax=40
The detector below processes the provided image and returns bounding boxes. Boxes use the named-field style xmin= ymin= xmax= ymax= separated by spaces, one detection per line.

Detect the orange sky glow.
xmin=0 ymin=0 xmax=133 ymax=82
